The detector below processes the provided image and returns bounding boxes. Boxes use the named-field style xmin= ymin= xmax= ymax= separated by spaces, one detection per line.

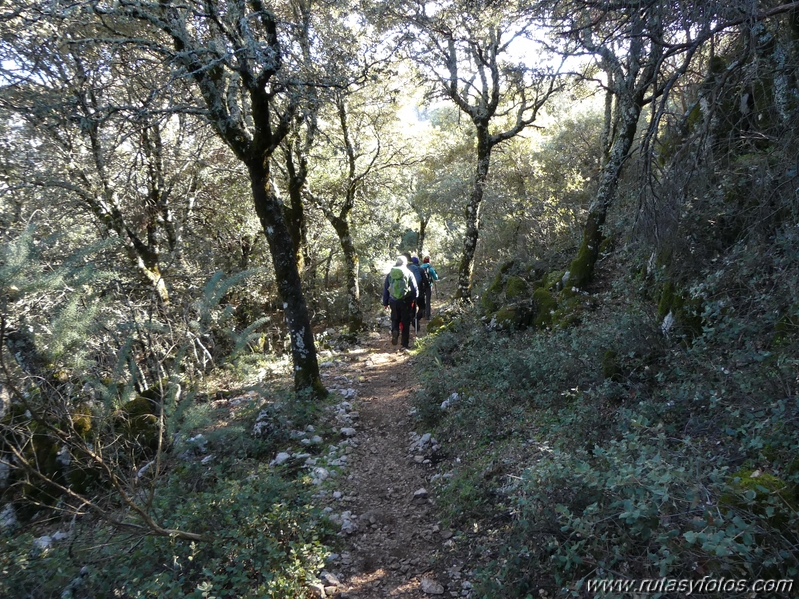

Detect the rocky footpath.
xmin=297 ymin=334 xmax=475 ymax=599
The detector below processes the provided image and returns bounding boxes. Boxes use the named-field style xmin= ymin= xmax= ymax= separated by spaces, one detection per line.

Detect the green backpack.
xmin=389 ymin=267 xmax=411 ymax=300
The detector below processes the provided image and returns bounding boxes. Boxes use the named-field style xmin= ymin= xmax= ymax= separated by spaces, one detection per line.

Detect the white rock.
xmin=33 ymin=535 xmax=53 ymax=551
xmin=420 ymin=577 xmax=444 ymax=594
xmin=340 ymin=427 xmax=357 ymax=437
xmin=0 ymin=504 xmax=17 ymax=530
xmin=56 ymin=445 xmax=71 ymax=466
xmin=413 ymin=488 xmax=428 ymax=499
xmin=137 ymin=460 xmax=155 ymax=478
xmin=340 ymin=519 xmax=358 ymax=534
xmin=271 ymin=452 xmax=291 ymax=466
xmin=661 ymin=311 xmax=675 ymax=334
xmin=52 ymin=530 xmax=70 ymax=541
xmin=188 ymin=434 xmax=208 ymax=453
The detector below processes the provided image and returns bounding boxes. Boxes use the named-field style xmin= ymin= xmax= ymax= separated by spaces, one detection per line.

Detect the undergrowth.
xmin=0 ymin=383 xmax=335 ymax=598
xmin=415 ymin=226 xmax=799 ymax=598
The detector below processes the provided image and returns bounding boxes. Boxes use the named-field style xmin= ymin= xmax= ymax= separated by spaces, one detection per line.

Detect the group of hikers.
xmin=381 ymin=252 xmax=439 ymax=350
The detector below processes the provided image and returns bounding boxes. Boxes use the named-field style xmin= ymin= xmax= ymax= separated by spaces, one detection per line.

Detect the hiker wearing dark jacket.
xmin=403 ymin=252 xmax=424 ymax=330
xmin=382 ymin=256 xmax=419 ymax=349
xmin=420 ymin=256 xmax=439 ymax=320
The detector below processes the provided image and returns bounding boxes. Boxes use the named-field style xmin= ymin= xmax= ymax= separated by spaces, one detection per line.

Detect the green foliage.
xmin=416 ymin=233 xmax=799 ymax=596
xmin=0 ymin=468 xmax=329 ymax=598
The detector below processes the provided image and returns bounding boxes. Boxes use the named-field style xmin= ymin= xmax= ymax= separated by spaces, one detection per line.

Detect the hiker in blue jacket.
xmin=382 ymin=256 xmax=419 ymax=349
xmin=420 ymin=256 xmax=439 ymax=320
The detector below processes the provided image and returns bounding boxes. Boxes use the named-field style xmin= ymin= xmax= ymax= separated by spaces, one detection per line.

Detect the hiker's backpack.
xmin=419 ymin=265 xmax=431 ymax=292
xmin=389 ymin=267 xmax=411 ymax=300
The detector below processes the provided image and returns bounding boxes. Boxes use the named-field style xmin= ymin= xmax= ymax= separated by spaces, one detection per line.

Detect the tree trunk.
xmin=136 ymin=259 xmax=169 ymax=304
xmin=331 ymin=217 xmax=362 ymax=333
xmin=283 ymin=147 xmax=310 ymax=273
xmin=456 ymin=125 xmax=491 ymax=301
xmin=568 ymin=96 xmax=642 ymax=290
xmin=417 ymin=215 xmax=429 ymax=257
xmin=247 ymin=160 xmax=326 ymax=397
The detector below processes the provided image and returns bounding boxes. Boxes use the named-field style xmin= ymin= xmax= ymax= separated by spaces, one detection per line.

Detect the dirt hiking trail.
xmin=317 ymin=332 xmax=472 ymax=599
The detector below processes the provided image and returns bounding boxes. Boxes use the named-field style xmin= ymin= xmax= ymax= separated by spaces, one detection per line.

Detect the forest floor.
xmin=315 ymin=323 xmax=473 ymax=599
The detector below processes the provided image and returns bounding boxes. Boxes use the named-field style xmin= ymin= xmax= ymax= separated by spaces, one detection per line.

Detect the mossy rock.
xmin=498 ymin=260 xmax=516 ymax=275
xmin=721 ymin=469 xmax=796 ymax=523
xmin=68 ymin=463 xmax=97 ymax=495
xmin=552 ymin=294 xmax=587 ymax=328
xmin=535 ymin=270 xmax=565 ymax=292
xmin=658 ymin=281 xmax=703 ymax=339
xmin=526 ymin=261 xmax=550 ymax=282
xmin=1 ymin=404 xmax=31 ymax=451
xmin=494 ymin=306 xmax=521 ymax=328
xmin=480 ymin=295 xmax=500 ymax=315
xmin=114 ymin=397 xmax=159 ymax=451
xmin=568 ymin=241 xmax=594 ymax=290
xmin=72 ymin=404 xmax=93 ymax=438
xmin=505 ymin=276 xmax=528 ymax=300
xmin=428 ymin=315 xmax=448 ymax=334
xmin=601 ymin=350 xmax=622 ymax=382
xmin=427 ymin=314 xmax=455 ymax=333
xmin=2 ymin=406 xmax=59 ymax=495
xmin=482 ymin=262 xmax=534 ymax=316
xmin=532 ymin=288 xmax=557 ymax=328
xmin=598 ymin=235 xmax=615 ymax=257
xmin=481 ymin=272 xmax=504 ymax=314
xmin=487 ymin=272 xmax=505 ymax=295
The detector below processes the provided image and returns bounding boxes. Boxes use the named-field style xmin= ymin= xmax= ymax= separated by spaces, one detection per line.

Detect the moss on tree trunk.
xmin=248 ymin=161 xmax=326 ymax=398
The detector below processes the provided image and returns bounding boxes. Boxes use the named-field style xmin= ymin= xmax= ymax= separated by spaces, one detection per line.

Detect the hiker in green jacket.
xmin=382 ymin=256 xmax=419 ymax=349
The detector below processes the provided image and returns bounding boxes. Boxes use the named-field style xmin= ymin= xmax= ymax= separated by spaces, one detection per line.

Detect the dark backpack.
xmin=419 ymin=266 xmax=431 ymax=292
xmin=389 ymin=267 xmax=411 ymax=300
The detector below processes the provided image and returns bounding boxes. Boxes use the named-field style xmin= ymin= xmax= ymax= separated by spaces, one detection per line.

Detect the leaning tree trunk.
xmin=331 ymin=216 xmax=362 ymax=333
xmin=248 ymin=160 xmax=326 ymax=397
xmin=417 ymin=214 xmax=429 ymax=257
xmin=134 ymin=253 xmax=169 ymax=304
xmin=456 ymin=125 xmax=491 ymax=301
xmin=568 ymin=96 xmax=643 ymax=290
xmin=283 ymin=147 xmax=311 ymax=274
